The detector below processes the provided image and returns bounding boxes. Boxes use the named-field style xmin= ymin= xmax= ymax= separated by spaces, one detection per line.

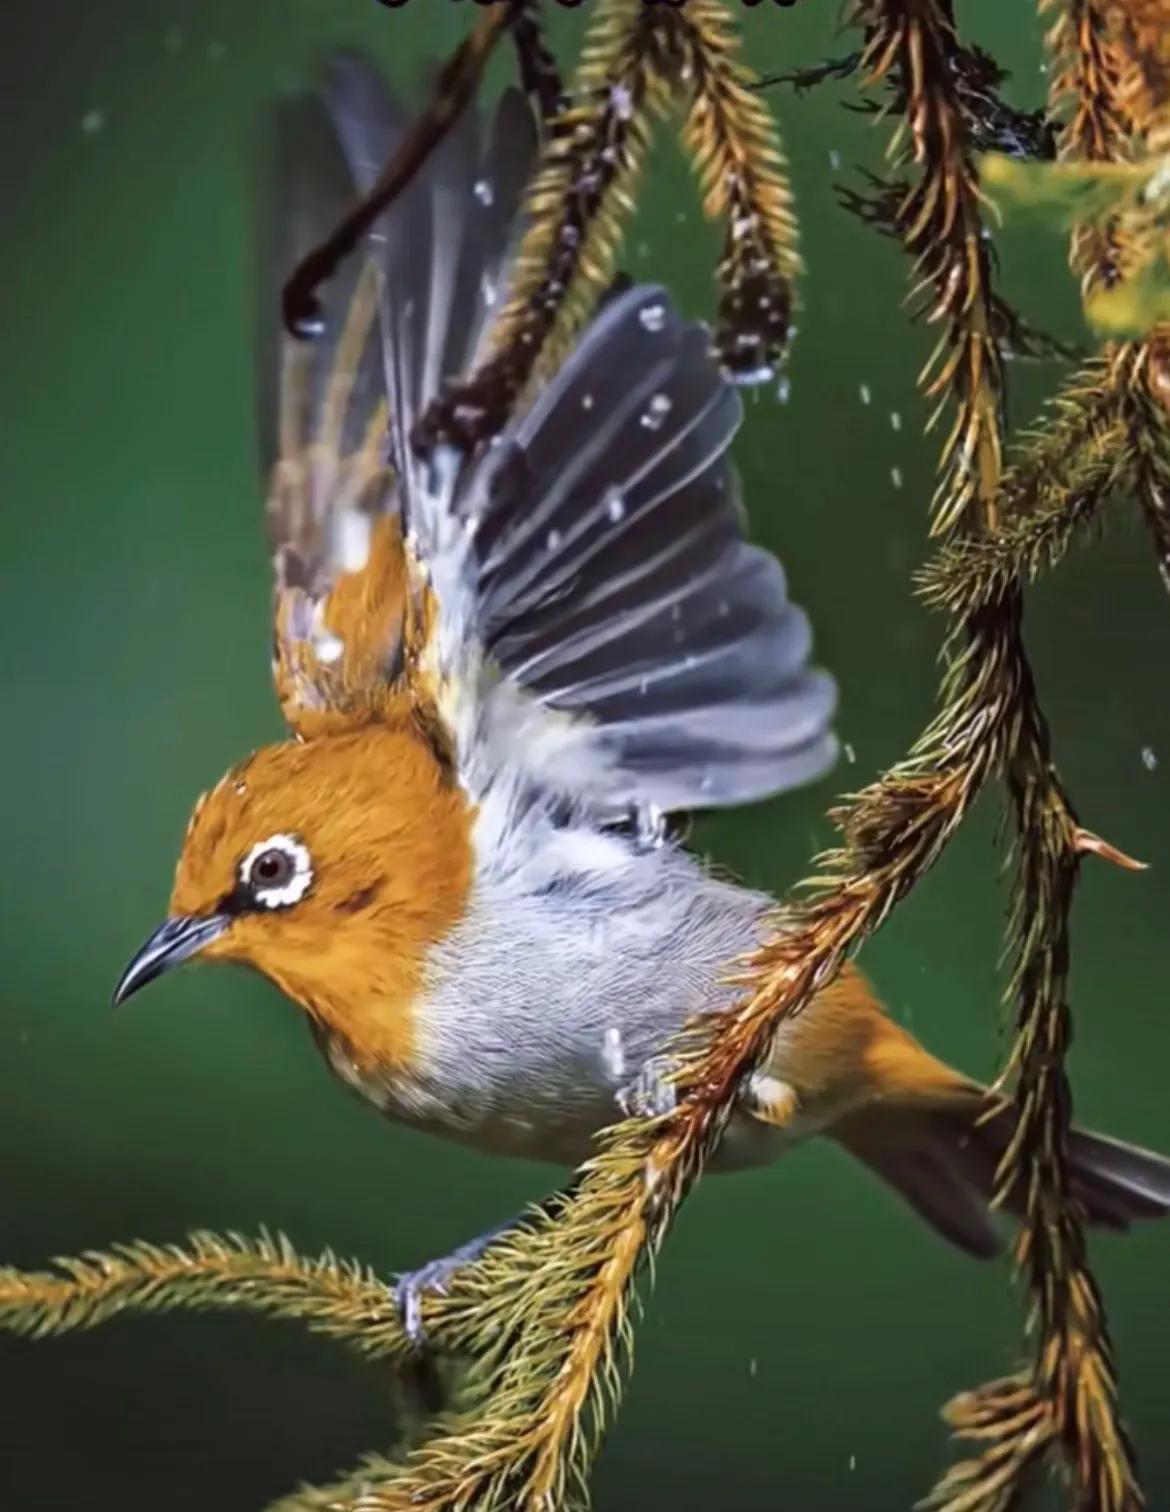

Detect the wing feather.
xmin=257 ymin=56 xmax=838 ymax=815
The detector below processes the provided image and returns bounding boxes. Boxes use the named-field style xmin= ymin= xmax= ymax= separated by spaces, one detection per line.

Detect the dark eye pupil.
xmin=254 ymin=850 xmax=288 ymax=884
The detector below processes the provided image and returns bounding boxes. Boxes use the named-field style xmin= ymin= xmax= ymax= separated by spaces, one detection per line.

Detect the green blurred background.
xmin=3 ymin=2 xmax=1169 ymax=1507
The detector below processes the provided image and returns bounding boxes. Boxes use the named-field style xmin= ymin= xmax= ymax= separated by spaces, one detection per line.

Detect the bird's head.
xmin=114 ymin=724 xmax=473 ymax=1065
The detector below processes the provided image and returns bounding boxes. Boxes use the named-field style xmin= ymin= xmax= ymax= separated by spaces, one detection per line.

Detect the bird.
xmin=114 ymin=54 xmax=1170 ymax=1341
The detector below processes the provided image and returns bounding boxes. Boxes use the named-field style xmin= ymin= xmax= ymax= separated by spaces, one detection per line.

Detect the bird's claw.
xmin=393 ymin=1223 xmax=512 ymax=1349
xmin=617 ymin=1057 xmax=678 ymax=1120
xmin=394 ymin=1257 xmax=462 ymax=1349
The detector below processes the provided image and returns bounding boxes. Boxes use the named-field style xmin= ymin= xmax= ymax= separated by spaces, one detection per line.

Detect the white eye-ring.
xmin=239 ymin=833 xmax=313 ymax=910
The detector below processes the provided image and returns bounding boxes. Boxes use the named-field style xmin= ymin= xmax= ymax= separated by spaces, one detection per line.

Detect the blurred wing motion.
xmin=259 ymin=53 xmax=534 ymax=730
xmin=259 ymin=53 xmax=838 ymax=818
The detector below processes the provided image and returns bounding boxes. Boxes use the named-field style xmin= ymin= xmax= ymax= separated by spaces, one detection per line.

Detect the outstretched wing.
xmin=413 ymin=283 xmax=838 ymax=820
xmin=258 ymin=54 xmax=837 ymax=817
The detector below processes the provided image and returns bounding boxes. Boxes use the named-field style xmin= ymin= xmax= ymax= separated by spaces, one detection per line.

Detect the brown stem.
xmin=281 ymin=2 xmax=518 ymax=340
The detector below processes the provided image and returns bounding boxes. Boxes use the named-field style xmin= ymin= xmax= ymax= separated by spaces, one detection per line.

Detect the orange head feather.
xmin=117 ymin=721 xmax=474 ymax=1074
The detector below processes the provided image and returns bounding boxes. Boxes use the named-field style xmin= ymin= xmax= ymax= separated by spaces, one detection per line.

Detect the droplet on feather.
xmin=731 ymin=365 xmax=775 ymax=387
xmin=640 ymin=393 xmax=672 ymax=431
xmin=333 ymin=510 xmax=372 ymax=574
xmin=473 ymin=178 xmax=494 ymax=207
xmin=601 ymin=1027 xmax=626 ymax=1082
xmin=639 ymin=303 xmax=667 ymax=333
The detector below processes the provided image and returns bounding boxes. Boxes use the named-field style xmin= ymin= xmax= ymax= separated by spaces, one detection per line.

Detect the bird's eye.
xmin=253 ymin=848 xmax=292 ymax=886
xmin=239 ymin=833 xmax=313 ymax=910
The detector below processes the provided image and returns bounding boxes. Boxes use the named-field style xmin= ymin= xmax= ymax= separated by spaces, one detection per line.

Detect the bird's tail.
xmin=830 ymin=1075 xmax=1170 ymax=1260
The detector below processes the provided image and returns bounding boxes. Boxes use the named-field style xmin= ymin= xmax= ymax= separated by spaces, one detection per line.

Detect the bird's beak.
xmin=112 ymin=914 xmax=230 ymax=1006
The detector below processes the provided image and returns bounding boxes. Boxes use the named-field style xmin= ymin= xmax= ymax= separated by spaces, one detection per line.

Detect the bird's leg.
xmin=394 ymin=1219 xmax=515 ymax=1349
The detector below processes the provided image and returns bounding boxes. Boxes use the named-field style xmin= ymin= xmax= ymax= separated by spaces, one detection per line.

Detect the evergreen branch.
xmin=0 ymin=1230 xmax=409 ymax=1361
xmin=670 ymin=0 xmax=802 ymax=381
xmin=414 ymin=0 xmax=671 ymax=455
xmin=509 ymin=0 xmax=564 ymax=124
xmin=1001 ymin=704 xmax=1141 ymax=1510
xmin=1043 ymin=0 xmax=1136 ymax=293
xmin=917 ymin=358 xmax=1129 ymax=613
xmin=851 ymin=0 xmax=1007 ymax=536
xmin=922 ymin=9 xmax=1158 ymax=1505
xmin=1120 ymin=338 xmax=1170 ymax=592
xmin=926 ymin=655 xmax=1143 ymax=1512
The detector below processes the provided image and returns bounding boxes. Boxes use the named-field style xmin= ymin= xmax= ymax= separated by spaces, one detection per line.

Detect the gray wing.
xmin=422 ymin=284 xmax=839 ymax=816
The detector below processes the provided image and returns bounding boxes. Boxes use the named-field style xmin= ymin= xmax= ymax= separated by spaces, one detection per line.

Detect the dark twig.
xmin=281 ymin=2 xmax=518 ymax=340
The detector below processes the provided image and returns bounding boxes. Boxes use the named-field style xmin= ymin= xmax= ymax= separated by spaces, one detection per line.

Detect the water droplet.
xmin=730 ymin=365 xmax=775 ymax=387
xmin=639 ymin=303 xmax=667 ymax=333
xmin=849 ymin=1455 xmax=857 ymax=1472
xmin=606 ymin=491 xmax=626 ymax=523
xmin=1141 ymin=746 xmax=1158 ymax=771
xmin=859 ymin=383 xmax=872 ymax=406
xmin=844 ymin=742 xmax=856 ymax=764
xmin=601 ymin=1027 xmax=626 ymax=1081
xmin=829 ymin=149 xmax=842 ymax=169
xmin=776 ymin=376 xmax=792 ymax=404
xmin=81 ymin=109 xmax=106 ymax=135
xmin=890 ymin=466 xmax=903 ymax=488
xmin=611 ymin=83 xmax=633 ymax=121
xmin=749 ymin=1357 xmax=759 ymax=1377
xmin=473 ymin=178 xmax=494 ymax=207
xmin=890 ymin=410 xmax=902 ymax=432
xmin=314 ymin=631 xmax=344 ymax=665
xmin=546 ymin=528 xmax=562 ymax=551
xmin=581 ymin=393 xmax=595 ymax=411
xmin=640 ymin=392 xmax=673 ymax=430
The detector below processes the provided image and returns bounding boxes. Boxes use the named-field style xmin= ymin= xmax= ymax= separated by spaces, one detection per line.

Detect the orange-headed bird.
xmin=114 ymin=56 xmax=1170 ymax=1339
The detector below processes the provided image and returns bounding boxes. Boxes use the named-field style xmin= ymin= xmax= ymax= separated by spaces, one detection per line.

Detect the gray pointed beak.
xmin=112 ymin=914 xmax=229 ymax=1006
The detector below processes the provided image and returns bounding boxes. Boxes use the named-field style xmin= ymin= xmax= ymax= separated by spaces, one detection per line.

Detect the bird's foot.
xmin=617 ymin=1057 xmax=678 ymax=1120
xmin=394 ymin=1222 xmax=511 ymax=1349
